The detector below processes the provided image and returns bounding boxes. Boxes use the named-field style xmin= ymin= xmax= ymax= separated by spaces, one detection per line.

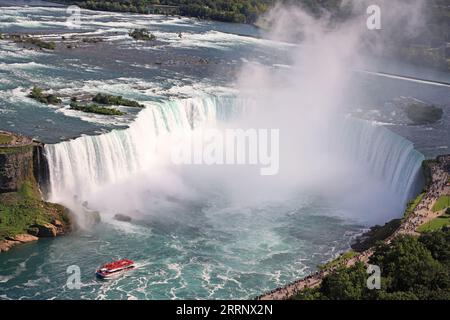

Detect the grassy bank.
xmin=433 ymin=195 xmax=450 ymax=212
xmin=404 ymin=192 xmax=425 ymax=219
xmin=0 ymin=140 xmax=71 ymax=246
xmin=417 ymin=196 xmax=450 ymax=233
xmin=318 ymin=251 xmax=357 ymax=271
xmin=0 ymin=179 xmax=70 ymax=240
xmin=0 ymin=133 xmax=13 ymax=145
xmin=0 ymin=181 xmax=68 ymax=239
xmin=418 ymin=211 xmax=450 ymax=233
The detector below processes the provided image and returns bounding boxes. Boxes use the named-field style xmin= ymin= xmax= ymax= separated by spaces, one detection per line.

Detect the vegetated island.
xmin=27 ymin=87 xmax=145 ymax=116
xmin=70 ymin=98 xmax=126 ymax=116
xmin=28 ymin=86 xmax=62 ymax=105
xmin=128 ymin=28 xmax=157 ymax=41
xmin=0 ymin=32 xmax=107 ymax=51
xmin=0 ymin=131 xmax=72 ymax=253
xmin=0 ymin=33 xmax=56 ymax=50
xmin=257 ymin=155 xmax=450 ymax=300
xmin=93 ymin=93 xmax=145 ymax=108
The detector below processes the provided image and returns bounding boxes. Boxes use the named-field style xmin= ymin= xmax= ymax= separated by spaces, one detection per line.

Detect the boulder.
xmin=31 ymin=223 xmax=57 ymax=237
xmin=114 ymin=213 xmax=132 ymax=222
xmin=11 ymin=233 xmax=38 ymax=243
xmin=52 ymin=218 xmax=63 ymax=227
xmin=0 ymin=234 xmax=37 ymax=252
xmin=0 ymin=240 xmax=17 ymax=252
xmin=27 ymin=226 xmax=39 ymax=236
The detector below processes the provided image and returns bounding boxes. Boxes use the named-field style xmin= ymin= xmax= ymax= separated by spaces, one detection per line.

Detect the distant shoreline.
xmin=0 ymin=0 xmax=63 ymax=7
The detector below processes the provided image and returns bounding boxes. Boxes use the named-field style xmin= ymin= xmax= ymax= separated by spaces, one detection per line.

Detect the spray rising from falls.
xmin=44 ymin=96 xmax=237 ymax=203
xmin=44 ymin=96 xmax=424 ymax=223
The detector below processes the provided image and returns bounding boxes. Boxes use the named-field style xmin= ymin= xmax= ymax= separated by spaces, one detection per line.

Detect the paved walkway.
xmin=256 ymin=156 xmax=449 ymax=300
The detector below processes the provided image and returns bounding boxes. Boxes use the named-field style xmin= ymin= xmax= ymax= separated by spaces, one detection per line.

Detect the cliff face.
xmin=0 ymin=146 xmax=34 ymax=193
xmin=33 ymin=144 xmax=50 ymax=196
xmin=0 ymin=131 xmax=49 ymax=196
xmin=0 ymin=131 xmax=71 ymax=253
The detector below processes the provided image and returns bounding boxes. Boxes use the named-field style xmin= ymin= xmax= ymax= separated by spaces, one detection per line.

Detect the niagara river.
xmin=0 ymin=1 xmax=449 ymax=300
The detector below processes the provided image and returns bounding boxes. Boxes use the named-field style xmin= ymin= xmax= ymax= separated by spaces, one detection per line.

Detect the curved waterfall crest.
xmin=45 ymin=96 xmax=227 ymax=202
xmin=44 ymin=95 xmax=424 ymax=207
xmin=332 ymin=118 xmax=424 ymax=201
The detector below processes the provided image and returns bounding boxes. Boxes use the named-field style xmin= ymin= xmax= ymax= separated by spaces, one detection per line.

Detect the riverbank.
xmin=256 ymin=154 xmax=450 ymax=300
xmin=0 ymin=131 xmax=72 ymax=253
xmin=45 ymin=0 xmax=268 ymax=24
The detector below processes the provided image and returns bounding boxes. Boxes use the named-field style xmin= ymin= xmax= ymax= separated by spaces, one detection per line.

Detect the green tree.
xmin=320 ymin=262 xmax=370 ymax=300
xmin=419 ymin=229 xmax=450 ymax=264
xmin=370 ymin=235 xmax=449 ymax=296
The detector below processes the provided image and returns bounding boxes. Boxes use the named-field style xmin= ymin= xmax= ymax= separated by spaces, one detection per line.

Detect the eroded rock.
xmin=31 ymin=223 xmax=57 ymax=237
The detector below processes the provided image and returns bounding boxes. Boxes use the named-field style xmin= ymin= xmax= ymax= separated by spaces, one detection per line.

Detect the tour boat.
xmin=96 ymin=259 xmax=135 ymax=279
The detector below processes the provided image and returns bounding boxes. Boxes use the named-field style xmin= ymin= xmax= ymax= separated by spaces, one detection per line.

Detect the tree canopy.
xmin=52 ymin=0 xmax=349 ymax=23
xmin=294 ymin=229 xmax=450 ymax=300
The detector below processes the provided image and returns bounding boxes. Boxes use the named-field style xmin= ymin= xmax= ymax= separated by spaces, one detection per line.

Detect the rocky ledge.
xmin=0 ymin=234 xmax=38 ymax=252
xmin=0 ymin=131 xmax=72 ymax=253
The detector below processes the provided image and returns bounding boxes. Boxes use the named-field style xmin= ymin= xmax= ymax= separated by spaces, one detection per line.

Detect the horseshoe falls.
xmin=332 ymin=118 xmax=424 ymax=202
xmin=2 ymin=2 xmax=446 ymax=301
xmin=45 ymin=97 xmax=225 ymax=203
xmin=44 ymin=96 xmax=424 ymax=225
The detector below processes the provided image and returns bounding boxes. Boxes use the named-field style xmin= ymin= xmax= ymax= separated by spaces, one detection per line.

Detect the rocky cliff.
xmin=0 ymin=131 xmax=71 ymax=253
xmin=0 ymin=147 xmax=34 ymax=192
xmin=0 ymin=131 xmax=34 ymax=193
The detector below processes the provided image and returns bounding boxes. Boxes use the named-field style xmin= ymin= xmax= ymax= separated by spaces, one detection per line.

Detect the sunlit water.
xmin=0 ymin=2 xmax=448 ymax=300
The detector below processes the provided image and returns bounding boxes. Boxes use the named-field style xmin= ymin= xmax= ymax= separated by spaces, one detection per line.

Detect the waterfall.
xmin=331 ymin=117 xmax=424 ymax=202
xmin=44 ymin=95 xmax=424 ymax=211
xmin=44 ymin=96 xmax=234 ymax=202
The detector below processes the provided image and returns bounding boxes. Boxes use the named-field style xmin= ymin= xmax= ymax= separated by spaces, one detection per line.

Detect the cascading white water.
xmin=331 ymin=117 xmax=424 ymax=202
xmin=44 ymin=95 xmax=424 ymax=219
xmin=45 ymin=96 xmax=235 ymax=203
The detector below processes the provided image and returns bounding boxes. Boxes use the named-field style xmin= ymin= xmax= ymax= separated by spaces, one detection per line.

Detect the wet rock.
xmin=9 ymin=233 xmax=38 ymax=243
xmin=0 ymin=239 xmax=17 ymax=252
xmin=52 ymin=219 xmax=63 ymax=228
xmin=32 ymin=223 xmax=57 ymax=237
xmin=27 ymin=226 xmax=39 ymax=236
xmin=0 ymin=234 xmax=38 ymax=252
xmin=114 ymin=213 xmax=132 ymax=222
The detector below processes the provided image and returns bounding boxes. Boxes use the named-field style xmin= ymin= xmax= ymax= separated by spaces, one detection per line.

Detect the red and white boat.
xmin=96 ymin=259 xmax=135 ymax=279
